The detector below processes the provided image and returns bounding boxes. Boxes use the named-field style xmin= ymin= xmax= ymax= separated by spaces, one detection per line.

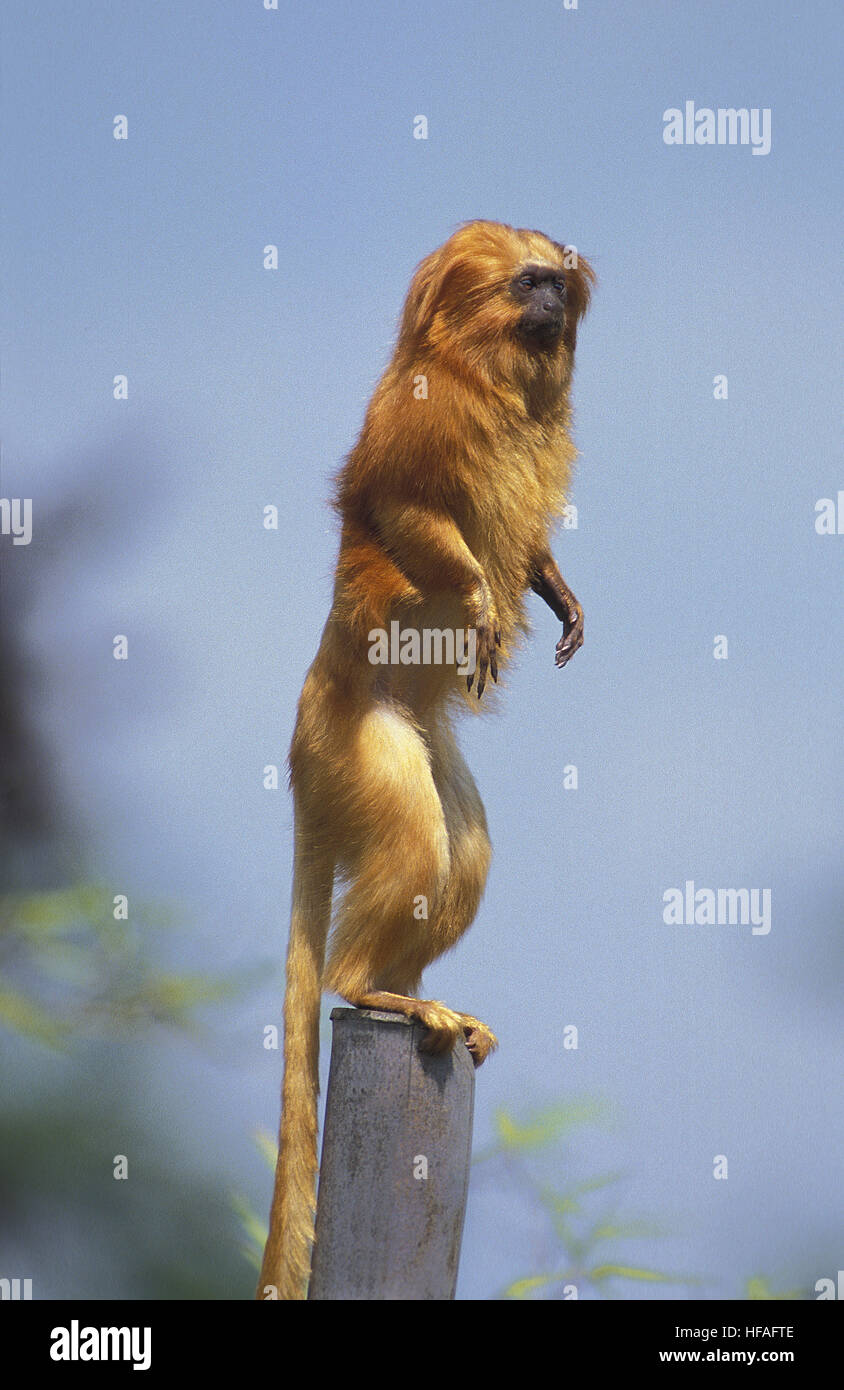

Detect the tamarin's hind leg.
xmin=333 ymin=831 xmax=497 ymax=1059
xmin=326 ymin=838 xmax=473 ymax=1060
xmin=324 ymin=700 xmax=454 ymax=1049
xmin=425 ymin=723 xmax=497 ymax=1064
xmin=324 ymin=700 xmax=497 ymax=1064
xmin=427 ymin=722 xmax=492 ymax=958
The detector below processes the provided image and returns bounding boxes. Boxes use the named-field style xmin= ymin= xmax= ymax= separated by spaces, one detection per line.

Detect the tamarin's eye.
xmin=519 ymin=275 xmax=535 ymax=289
xmin=554 ymin=280 xmax=566 ymax=295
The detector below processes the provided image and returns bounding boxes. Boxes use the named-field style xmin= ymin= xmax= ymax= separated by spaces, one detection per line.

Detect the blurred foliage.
xmin=476 ymin=1103 xmax=698 ymax=1299
xmin=0 ymin=882 xmax=238 ymax=1047
xmin=0 ymin=879 xmax=258 ymax=1298
xmin=476 ymin=1104 xmax=811 ymax=1301
xmin=0 ymin=543 xmax=262 ymax=1296
xmin=473 ymin=1099 xmax=608 ymax=1161
xmin=4 ymin=880 xmax=816 ymax=1301
xmin=744 ymin=1276 xmax=804 ymax=1300
xmin=234 ymin=1130 xmax=275 ymax=1270
xmin=0 ymin=1076 xmax=250 ymax=1299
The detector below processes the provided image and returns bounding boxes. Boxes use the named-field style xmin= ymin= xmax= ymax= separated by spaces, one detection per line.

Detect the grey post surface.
xmin=308 ymin=1007 xmax=476 ymax=1301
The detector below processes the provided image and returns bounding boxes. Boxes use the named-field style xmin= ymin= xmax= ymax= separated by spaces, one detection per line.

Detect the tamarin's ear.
xmin=555 ymin=248 xmax=596 ymax=353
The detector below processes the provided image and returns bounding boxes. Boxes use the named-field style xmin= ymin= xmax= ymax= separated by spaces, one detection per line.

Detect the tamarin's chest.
xmin=456 ymin=428 xmax=572 ymax=551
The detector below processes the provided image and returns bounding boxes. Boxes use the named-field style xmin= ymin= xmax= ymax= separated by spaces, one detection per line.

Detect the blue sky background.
xmin=2 ymin=0 xmax=841 ymax=1298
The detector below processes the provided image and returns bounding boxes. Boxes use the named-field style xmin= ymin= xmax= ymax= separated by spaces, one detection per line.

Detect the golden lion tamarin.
xmin=259 ymin=220 xmax=594 ymax=1299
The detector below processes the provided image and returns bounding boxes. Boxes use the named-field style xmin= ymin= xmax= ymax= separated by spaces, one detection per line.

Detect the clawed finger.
xmin=555 ymin=629 xmax=583 ymax=667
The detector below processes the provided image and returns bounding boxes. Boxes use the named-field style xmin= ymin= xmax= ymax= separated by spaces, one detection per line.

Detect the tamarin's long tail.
xmin=257 ymin=821 xmax=334 ymax=1300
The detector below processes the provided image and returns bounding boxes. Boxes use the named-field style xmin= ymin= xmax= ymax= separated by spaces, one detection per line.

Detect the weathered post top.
xmin=308 ymin=1007 xmax=476 ymax=1301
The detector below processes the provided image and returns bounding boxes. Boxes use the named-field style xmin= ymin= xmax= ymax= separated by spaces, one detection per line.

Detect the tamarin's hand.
xmin=467 ymin=608 xmax=502 ymax=699
xmin=555 ymin=590 xmax=583 ymax=668
xmin=530 ymin=552 xmax=584 ymax=668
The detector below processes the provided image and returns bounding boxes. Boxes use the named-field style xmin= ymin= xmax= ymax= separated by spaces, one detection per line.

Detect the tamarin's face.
xmin=508 ymin=261 xmax=569 ymax=348
xmin=396 ymin=221 xmax=593 ymax=372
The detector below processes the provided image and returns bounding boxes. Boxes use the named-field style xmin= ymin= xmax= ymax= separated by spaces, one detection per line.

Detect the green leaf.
xmin=0 ymin=982 xmax=67 ymax=1047
xmin=503 ymin=1274 xmax=563 ymax=1300
xmin=231 ymin=1191 xmax=267 ymax=1269
xmin=590 ymin=1219 xmax=668 ymax=1242
xmin=492 ymin=1100 xmax=606 ymax=1153
xmin=589 ymin=1263 xmax=675 ymax=1284
xmin=253 ymin=1129 xmax=278 ymax=1170
xmin=541 ymin=1171 xmax=626 ymax=1216
xmin=4 ymin=884 xmax=106 ymax=933
xmin=745 ymin=1277 xmax=803 ymax=1301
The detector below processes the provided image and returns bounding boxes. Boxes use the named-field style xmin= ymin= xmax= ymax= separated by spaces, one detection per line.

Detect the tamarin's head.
xmin=396 ymin=220 xmax=595 ymax=380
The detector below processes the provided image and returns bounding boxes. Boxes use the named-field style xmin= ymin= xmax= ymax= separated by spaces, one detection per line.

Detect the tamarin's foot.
xmin=347 ymin=991 xmax=497 ymax=1067
xmin=458 ymin=1014 xmax=498 ymax=1067
xmin=416 ymin=1003 xmax=498 ymax=1067
xmin=413 ymin=999 xmax=468 ymax=1055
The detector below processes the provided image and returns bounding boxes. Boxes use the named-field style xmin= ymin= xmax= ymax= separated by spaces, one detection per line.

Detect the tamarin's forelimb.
xmin=373 ymin=498 xmax=504 ymax=696
xmin=530 ymin=552 xmax=584 ymax=667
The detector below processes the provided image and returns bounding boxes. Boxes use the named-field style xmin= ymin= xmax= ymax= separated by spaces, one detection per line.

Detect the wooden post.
xmin=308 ymin=1007 xmax=475 ymax=1301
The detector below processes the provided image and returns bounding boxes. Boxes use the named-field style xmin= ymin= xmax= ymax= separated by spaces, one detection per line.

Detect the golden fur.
xmin=258 ymin=220 xmax=594 ymax=1299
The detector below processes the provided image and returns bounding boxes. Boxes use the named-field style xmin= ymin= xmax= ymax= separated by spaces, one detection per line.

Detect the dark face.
xmin=510 ymin=262 xmax=567 ymax=346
